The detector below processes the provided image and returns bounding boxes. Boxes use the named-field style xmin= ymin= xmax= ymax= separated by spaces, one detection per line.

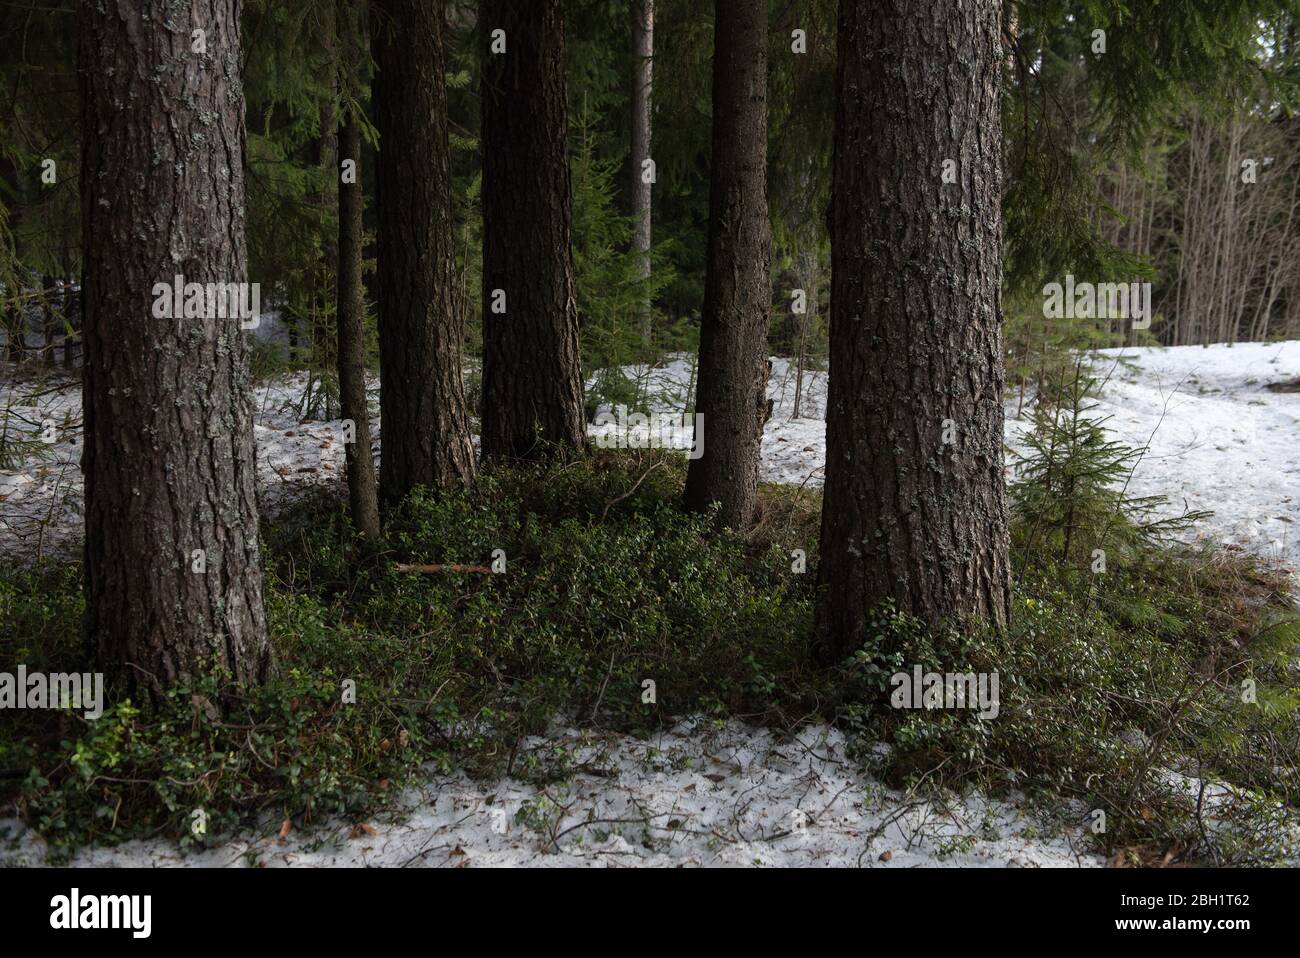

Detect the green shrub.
xmin=2 ymin=451 xmax=1296 ymax=865
xmin=0 ymin=452 xmax=815 ymax=856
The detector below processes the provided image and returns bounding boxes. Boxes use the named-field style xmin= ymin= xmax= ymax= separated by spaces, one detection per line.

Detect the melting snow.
xmin=3 ymin=341 xmax=1298 ymax=866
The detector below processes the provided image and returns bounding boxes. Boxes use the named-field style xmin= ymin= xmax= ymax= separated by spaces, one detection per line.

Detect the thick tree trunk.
xmin=479 ymin=0 xmax=587 ymax=462
xmin=371 ymin=0 xmax=476 ymax=502
xmin=816 ymin=0 xmax=1011 ymax=662
xmin=337 ymin=111 xmax=382 ymax=541
xmin=631 ymin=0 xmax=654 ymax=343
xmin=79 ymin=0 xmax=271 ymax=691
xmin=682 ymin=0 xmax=773 ymax=529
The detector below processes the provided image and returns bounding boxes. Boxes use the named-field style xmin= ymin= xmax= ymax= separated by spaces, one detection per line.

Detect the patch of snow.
xmin=4 ymin=341 xmax=1298 ymax=867
xmin=1 ymin=720 xmax=1098 ymax=868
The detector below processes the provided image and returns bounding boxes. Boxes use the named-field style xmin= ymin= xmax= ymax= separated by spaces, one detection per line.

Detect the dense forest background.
xmin=4 ymin=1 xmax=1299 ymax=388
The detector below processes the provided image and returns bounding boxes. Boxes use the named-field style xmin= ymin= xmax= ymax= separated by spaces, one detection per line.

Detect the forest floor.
xmin=2 ymin=719 xmax=1097 ymax=867
xmin=2 ymin=340 xmax=1298 ymax=866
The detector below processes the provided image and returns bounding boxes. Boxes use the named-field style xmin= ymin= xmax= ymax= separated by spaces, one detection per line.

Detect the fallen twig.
xmin=395 ymin=562 xmax=494 ymax=574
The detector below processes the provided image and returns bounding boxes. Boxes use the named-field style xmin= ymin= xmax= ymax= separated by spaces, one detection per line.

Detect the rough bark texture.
xmin=682 ymin=0 xmax=772 ymax=529
xmin=79 ymin=0 xmax=271 ymax=690
xmin=631 ymin=0 xmax=654 ymax=341
xmin=372 ymin=0 xmax=476 ymax=502
xmin=337 ymin=111 xmax=381 ymax=541
xmin=479 ymin=0 xmax=587 ymax=462
xmin=816 ymin=0 xmax=1011 ymax=661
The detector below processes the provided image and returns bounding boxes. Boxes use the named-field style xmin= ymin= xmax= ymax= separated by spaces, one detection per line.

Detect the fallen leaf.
xmin=878 ymin=850 xmax=892 ymax=862
xmin=190 ymin=693 xmax=220 ymax=722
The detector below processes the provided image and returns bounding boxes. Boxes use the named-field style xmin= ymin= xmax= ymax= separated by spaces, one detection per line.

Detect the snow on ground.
xmin=590 ymin=343 xmax=1300 ymax=577
xmin=1079 ymin=343 xmax=1300 ymax=575
xmin=9 ymin=343 xmax=1295 ymax=571
xmin=3 ymin=341 xmax=1298 ymax=867
xmin=0 ymin=370 xmax=377 ymax=561
xmin=1 ymin=720 xmax=1096 ymax=868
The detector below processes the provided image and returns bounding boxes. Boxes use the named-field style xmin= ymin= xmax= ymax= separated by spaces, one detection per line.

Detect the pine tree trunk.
xmin=479 ymin=0 xmax=587 ymax=462
xmin=41 ymin=274 xmax=57 ymax=365
xmin=631 ymin=0 xmax=654 ymax=343
xmin=62 ymin=278 xmax=77 ymax=369
xmin=337 ymin=110 xmax=382 ymax=541
xmin=5 ymin=300 xmax=24 ymax=363
xmin=682 ymin=0 xmax=772 ymax=529
xmin=816 ymin=0 xmax=1011 ymax=661
xmin=79 ymin=0 xmax=271 ymax=691
xmin=372 ymin=0 xmax=476 ymax=502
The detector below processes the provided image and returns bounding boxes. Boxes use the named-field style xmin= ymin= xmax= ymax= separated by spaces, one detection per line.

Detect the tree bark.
xmin=682 ymin=0 xmax=773 ymax=529
xmin=336 ymin=109 xmax=382 ymax=541
xmin=479 ymin=0 xmax=587 ymax=462
xmin=631 ymin=0 xmax=654 ymax=343
xmin=371 ymin=0 xmax=476 ymax=503
xmin=41 ymin=274 xmax=57 ymax=365
xmin=816 ymin=0 xmax=1011 ymax=661
xmin=79 ymin=0 xmax=271 ymax=691
xmin=62 ymin=277 xmax=78 ymax=369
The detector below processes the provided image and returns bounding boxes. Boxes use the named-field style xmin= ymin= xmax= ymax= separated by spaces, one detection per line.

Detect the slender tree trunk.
xmin=41 ymin=274 xmax=57 ymax=365
xmin=371 ymin=0 xmax=476 ymax=502
xmin=313 ymin=105 xmax=339 ymax=410
xmin=791 ymin=247 xmax=815 ymax=421
xmin=682 ymin=0 xmax=773 ymax=529
xmin=337 ymin=110 xmax=382 ymax=541
xmin=816 ymin=0 xmax=1011 ymax=661
xmin=4 ymin=300 xmax=21 ymax=363
xmin=479 ymin=0 xmax=587 ymax=462
xmin=62 ymin=277 xmax=77 ymax=369
xmin=631 ymin=0 xmax=654 ymax=343
xmin=79 ymin=0 xmax=271 ymax=691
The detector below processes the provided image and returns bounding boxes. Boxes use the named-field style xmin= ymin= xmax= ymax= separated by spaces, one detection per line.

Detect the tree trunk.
xmin=371 ymin=0 xmax=476 ymax=502
xmin=479 ymin=0 xmax=587 ymax=462
xmin=631 ymin=0 xmax=654 ymax=343
xmin=41 ymin=274 xmax=57 ymax=365
xmin=337 ymin=110 xmax=382 ymax=541
xmin=79 ymin=0 xmax=271 ymax=691
xmin=816 ymin=0 xmax=1011 ymax=661
xmin=62 ymin=277 xmax=77 ymax=369
xmin=682 ymin=0 xmax=773 ymax=529
xmin=4 ymin=300 xmax=22 ymax=363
